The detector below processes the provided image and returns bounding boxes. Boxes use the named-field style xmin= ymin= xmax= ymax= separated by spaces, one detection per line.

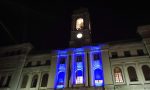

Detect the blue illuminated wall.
xmin=55 ymin=53 xmax=67 ymax=89
xmin=90 ymin=49 xmax=104 ymax=86
xmin=72 ymin=48 xmax=85 ymax=85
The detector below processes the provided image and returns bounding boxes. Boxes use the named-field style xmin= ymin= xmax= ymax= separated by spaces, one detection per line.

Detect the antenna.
xmin=0 ymin=21 xmax=17 ymax=44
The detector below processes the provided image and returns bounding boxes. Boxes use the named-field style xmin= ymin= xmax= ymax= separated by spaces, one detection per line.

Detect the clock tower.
xmin=69 ymin=8 xmax=92 ymax=47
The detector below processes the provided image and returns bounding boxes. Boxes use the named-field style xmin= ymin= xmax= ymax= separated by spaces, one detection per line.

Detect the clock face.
xmin=77 ymin=33 xmax=83 ymax=39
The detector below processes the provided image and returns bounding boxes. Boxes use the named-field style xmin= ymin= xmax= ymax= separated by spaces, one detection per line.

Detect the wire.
xmin=0 ymin=21 xmax=17 ymax=44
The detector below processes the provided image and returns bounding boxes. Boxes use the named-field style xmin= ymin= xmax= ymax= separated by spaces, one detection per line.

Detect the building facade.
xmin=0 ymin=8 xmax=150 ymax=90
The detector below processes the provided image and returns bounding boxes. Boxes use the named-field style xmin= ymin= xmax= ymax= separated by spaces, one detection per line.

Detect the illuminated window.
xmin=76 ymin=18 xmax=84 ymax=30
xmin=21 ymin=75 xmax=28 ymax=88
xmin=31 ymin=75 xmax=38 ymax=88
xmin=56 ymin=72 xmax=65 ymax=88
xmin=114 ymin=67 xmax=124 ymax=83
xmin=76 ymin=70 xmax=83 ymax=84
xmin=55 ymin=56 xmax=66 ymax=89
xmin=142 ymin=65 xmax=150 ymax=81
xmin=41 ymin=74 xmax=48 ymax=87
xmin=75 ymin=55 xmax=84 ymax=84
xmin=94 ymin=69 xmax=103 ymax=86
xmin=127 ymin=66 xmax=138 ymax=81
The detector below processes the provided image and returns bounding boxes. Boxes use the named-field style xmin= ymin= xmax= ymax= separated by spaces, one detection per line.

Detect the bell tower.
xmin=69 ymin=8 xmax=92 ymax=47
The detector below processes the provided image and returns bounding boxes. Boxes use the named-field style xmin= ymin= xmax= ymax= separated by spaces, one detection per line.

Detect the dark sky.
xmin=1 ymin=1 xmax=150 ymax=51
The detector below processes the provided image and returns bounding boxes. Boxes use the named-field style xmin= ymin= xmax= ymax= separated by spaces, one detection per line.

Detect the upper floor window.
xmin=137 ymin=49 xmax=144 ymax=56
xmin=76 ymin=56 xmax=82 ymax=62
xmin=26 ymin=62 xmax=32 ymax=67
xmin=31 ymin=75 xmax=38 ymax=88
xmin=142 ymin=65 xmax=150 ymax=81
xmin=124 ymin=51 xmax=131 ymax=57
xmin=21 ymin=75 xmax=29 ymax=88
xmin=127 ymin=66 xmax=138 ymax=81
xmin=41 ymin=73 xmax=49 ymax=87
xmin=76 ymin=18 xmax=84 ymax=30
xmin=36 ymin=61 xmax=41 ymax=66
xmin=114 ymin=67 xmax=124 ymax=83
xmin=60 ymin=57 xmax=65 ymax=64
xmin=111 ymin=52 xmax=118 ymax=58
xmin=45 ymin=60 xmax=51 ymax=65
xmin=93 ymin=53 xmax=100 ymax=60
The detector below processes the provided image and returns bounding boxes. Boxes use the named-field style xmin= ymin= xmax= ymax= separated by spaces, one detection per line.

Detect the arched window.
xmin=127 ymin=66 xmax=138 ymax=81
xmin=75 ymin=70 xmax=83 ymax=84
xmin=94 ymin=69 xmax=103 ymax=86
xmin=76 ymin=18 xmax=84 ymax=30
xmin=21 ymin=75 xmax=28 ymax=88
xmin=114 ymin=67 xmax=124 ymax=83
xmin=56 ymin=72 xmax=65 ymax=88
xmin=142 ymin=65 xmax=150 ymax=81
xmin=31 ymin=75 xmax=38 ymax=88
xmin=41 ymin=73 xmax=48 ymax=87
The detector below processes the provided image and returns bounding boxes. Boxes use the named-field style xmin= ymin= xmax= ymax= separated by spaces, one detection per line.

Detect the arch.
xmin=114 ymin=67 xmax=124 ymax=83
xmin=41 ymin=73 xmax=49 ymax=87
xmin=76 ymin=18 xmax=84 ymax=30
xmin=94 ymin=68 xmax=103 ymax=86
xmin=75 ymin=70 xmax=83 ymax=84
xmin=31 ymin=75 xmax=38 ymax=88
xmin=127 ymin=66 xmax=138 ymax=81
xmin=94 ymin=69 xmax=101 ymax=80
xmin=142 ymin=65 xmax=150 ymax=80
xmin=57 ymin=72 xmax=65 ymax=85
xmin=21 ymin=75 xmax=28 ymax=88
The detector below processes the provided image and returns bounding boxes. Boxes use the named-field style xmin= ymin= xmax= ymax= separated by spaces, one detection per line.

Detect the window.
xmin=137 ymin=49 xmax=144 ymax=56
xmin=124 ymin=51 xmax=131 ymax=57
xmin=45 ymin=60 xmax=50 ymax=65
xmin=41 ymin=74 xmax=48 ymax=87
xmin=56 ymin=72 xmax=65 ymax=88
xmin=127 ymin=66 xmax=138 ymax=81
xmin=111 ymin=52 xmax=118 ymax=58
xmin=26 ymin=62 xmax=32 ymax=67
xmin=76 ymin=56 xmax=82 ymax=62
xmin=76 ymin=18 xmax=84 ymax=30
xmin=36 ymin=61 xmax=41 ymax=66
xmin=94 ymin=69 xmax=103 ymax=86
xmin=21 ymin=75 xmax=29 ymax=88
xmin=4 ymin=76 xmax=11 ymax=87
xmin=60 ymin=58 xmax=65 ymax=64
xmin=114 ymin=67 xmax=124 ymax=83
xmin=142 ymin=65 xmax=150 ymax=81
xmin=0 ymin=76 xmax=5 ymax=87
xmin=93 ymin=53 xmax=100 ymax=60
xmin=31 ymin=75 xmax=38 ymax=88
xmin=76 ymin=70 xmax=83 ymax=84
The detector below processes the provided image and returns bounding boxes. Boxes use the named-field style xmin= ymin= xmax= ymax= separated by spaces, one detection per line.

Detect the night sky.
xmin=1 ymin=1 xmax=150 ymax=51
